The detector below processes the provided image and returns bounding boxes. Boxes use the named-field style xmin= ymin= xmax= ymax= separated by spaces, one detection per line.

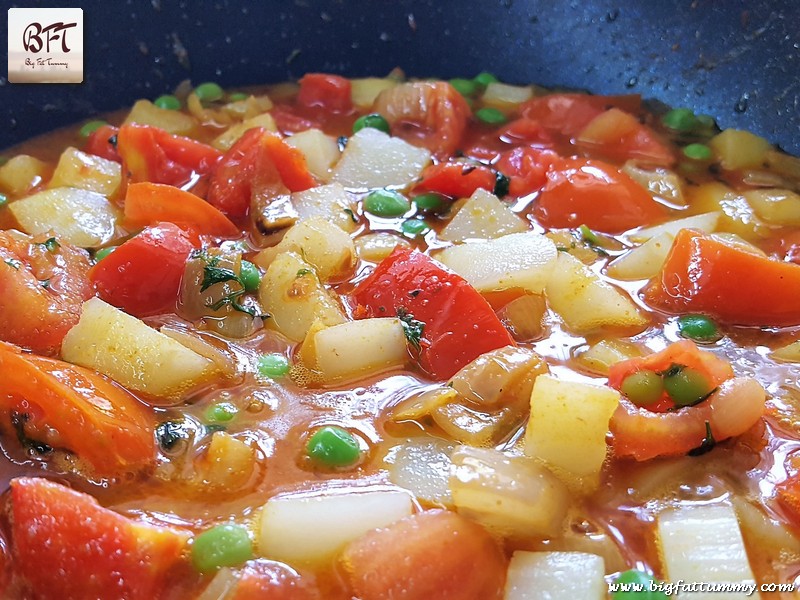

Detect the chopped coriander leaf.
xmin=688 ymin=421 xmax=716 ymax=456
xmin=4 ymin=258 xmax=21 ymax=270
xmin=94 ymin=246 xmax=118 ymax=262
xmin=493 ymin=171 xmax=510 ymax=197
xmin=201 ymin=265 xmax=241 ymax=292
xmin=397 ymin=307 xmax=425 ymax=351
xmin=343 ymin=208 xmax=358 ymax=223
xmin=41 ymin=237 xmax=60 ymax=253
xmin=296 ymin=268 xmax=313 ymax=277
xmin=0 ymin=193 xmax=7 ymax=208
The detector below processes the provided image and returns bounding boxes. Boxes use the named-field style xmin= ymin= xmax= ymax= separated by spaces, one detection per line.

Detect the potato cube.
xmin=124 ymin=99 xmax=196 ymax=135
xmin=439 ymin=188 xmax=527 ymax=241
xmin=504 ymin=551 xmax=606 ymax=600
xmin=332 ymin=128 xmax=431 ymax=189
xmin=292 ymin=182 xmax=358 ymax=233
xmin=435 ymin=231 xmax=557 ymax=293
xmin=211 ymin=112 xmax=278 ymax=151
xmin=49 ymin=147 xmax=121 ymax=197
xmin=350 ymin=77 xmax=398 ymax=108
xmin=606 ymin=232 xmax=674 ymax=281
xmin=285 ymin=128 xmax=340 ymax=182
xmin=0 ymin=155 xmax=48 ymax=196
xmin=710 ymin=128 xmax=771 ymax=171
xmin=525 ymin=374 xmax=620 ymax=492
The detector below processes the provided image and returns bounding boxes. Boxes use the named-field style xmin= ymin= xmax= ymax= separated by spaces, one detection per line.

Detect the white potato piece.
xmin=124 ymin=99 xmax=196 ymax=135
xmin=606 ymin=232 xmax=674 ymax=281
xmin=10 ymin=187 xmax=120 ymax=248
xmin=622 ymin=161 xmax=685 ymax=205
xmin=253 ymin=217 xmax=356 ymax=282
xmin=573 ymin=339 xmax=644 ymax=376
xmin=48 ymin=147 xmax=122 ymax=197
xmin=481 ymin=82 xmax=533 ymax=109
xmin=504 ymin=551 xmax=606 ymax=600
xmin=658 ymin=503 xmax=758 ymax=600
xmin=710 ymin=128 xmax=771 ymax=171
xmin=0 ymin=155 xmax=48 ymax=195
xmin=440 ymin=188 xmax=527 ymax=241
xmin=211 ymin=112 xmax=278 ymax=151
xmin=386 ymin=437 xmax=454 ymax=506
xmin=62 ymin=298 xmax=216 ymax=402
xmin=629 ymin=211 xmax=720 ymax=243
xmin=258 ymin=251 xmax=346 ymax=342
xmin=525 ymin=374 xmax=619 ymax=493
xmin=258 ymin=487 xmax=413 ymax=565
xmin=773 ymin=339 xmax=800 ymax=362
xmin=285 ymin=128 xmax=340 ymax=182
xmin=355 ymin=232 xmax=411 ymax=262
xmin=350 ymin=77 xmax=398 ymax=108
xmin=312 ymin=318 xmax=407 ymax=382
xmin=744 ymin=188 xmax=800 ymax=226
xmin=436 ymin=231 xmax=557 ymax=293
xmin=292 ymin=182 xmax=358 ymax=233
xmin=332 ymin=128 xmax=431 ymax=189
xmin=546 ymin=252 xmax=647 ymax=332
xmin=450 ymin=446 xmax=569 ymax=538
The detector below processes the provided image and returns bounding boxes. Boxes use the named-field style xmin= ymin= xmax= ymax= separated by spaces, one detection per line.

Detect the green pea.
xmin=677 ymin=314 xmax=721 ymax=342
xmin=204 ymin=402 xmax=237 ymax=424
xmin=473 ymin=72 xmax=499 ymax=87
xmin=663 ymin=366 xmax=714 ymax=407
xmin=475 ymin=107 xmax=507 ymax=125
xmin=191 ymin=523 xmax=253 ymax=573
xmin=194 ymin=82 xmax=224 ymax=103
xmin=413 ymin=193 xmax=446 ymax=212
xmin=661 ymin=108 xmax=697 ymax=131
xmin=239 ymin=260 xmax=261 ymax=292
xmin=449 ymin=78 xmax=480 ymax=97
xmin=353 ymin=113 xmax=390 ymax=134
xmin=620 ymin=370 xmax=664 ymax=407
xmin=228 ymin=92 xmax=249 ymax=102
xmin=79 ymin=120 xmax=107 ymax=138
xmin=0 ymin=193 xmax=7 ymax=209
xmin=257 ymin=353 xmax=290 ymax=379
xmin=683 ymin=143 xmax=713 ymax=161
xmin=401 ymin=218 xmax=430 ymax=236
xmin=154 ymin=94 xmax=181 ymax=110
xmin=93 ymin=246 xmax=118 ymax=262
xmin=306 ymin=425 xmax=361 ymax=468
xmin=612 ymin=569 xmax=668 ymax=599
xmin=363 ymin=189 xmax=410 ymax=217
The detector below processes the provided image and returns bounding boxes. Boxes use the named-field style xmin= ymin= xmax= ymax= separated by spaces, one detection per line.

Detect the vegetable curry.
xmin=0 ymin=71 xmax=799 ymax=599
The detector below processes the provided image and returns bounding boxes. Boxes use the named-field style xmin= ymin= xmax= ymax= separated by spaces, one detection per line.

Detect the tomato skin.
xmin=533 ymin=157 xmax=666 ymax=233
xmin=84 ymin=124 xmax=121 ymax=162
xmin=10 ymin=478 xmax=187 ymax=600
xmin=340 ymin=510 xmax=506 ymax=600
xmin=576 ymin=108 xmax=675 ymax=166
xmin=414 ymin=161 xmax=496 ymax=199
xmin=352 ymin=247 xmax=514 ymax=380
xmin=495 ymin=147 xmax=557 ymax=197
xmin=645 ymin=228 xmax=800 ymax=326
xmin=231 ymin=560 xmax=320 ymax=600
xmin=89 ymin=223 xmax=200 ymax=317
xmin=298 ymin=73 xmax=353 ymax=113
xmin=521 ymin=93 xmax=642 ymax=137
xmin=116 ymin=123 xmax=222 ymax=186
xmin=0 ymin=342 xmax=155 ymax=475
xmin=125 ymin=182 xmax=239 ymax=237
xmin=0 ymin=231 xmax=92 ymax=354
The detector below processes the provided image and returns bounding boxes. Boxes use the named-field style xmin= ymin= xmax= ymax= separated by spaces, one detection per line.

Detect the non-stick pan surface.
xmin=1 ymin=0 xmax=798 ymax=154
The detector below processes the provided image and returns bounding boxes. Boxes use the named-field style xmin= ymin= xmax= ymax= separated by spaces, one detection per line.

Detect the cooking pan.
xmin=1 ymin=0 xmax=798 ymax=155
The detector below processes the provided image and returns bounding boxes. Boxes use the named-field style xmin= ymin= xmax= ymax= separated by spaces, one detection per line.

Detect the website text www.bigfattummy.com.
xmin=608 ymin=580 xmax=797 ymax=596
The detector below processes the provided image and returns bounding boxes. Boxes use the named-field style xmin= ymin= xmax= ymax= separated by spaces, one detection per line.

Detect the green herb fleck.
xmin=40 ymin=279 xmax=51 ymax=289
xmin=493 ymin=171 xmax=510 ymax=198
xmin=688 ymin=421 xmax=716 ymax=456
xmin=343 ymin=208 xmax=358 ymax=223
xmin=397 ymin=307 xmax=425 ymax=351
xmin=201 ymin=265 xmax=241 ymax=292
xmin=40 ymin=237 xmax=60 ymax=253
xmin=4 ymin=258 xmax=21 ymax=270
xmin=296 ymin=268 xmax=313 ymax=278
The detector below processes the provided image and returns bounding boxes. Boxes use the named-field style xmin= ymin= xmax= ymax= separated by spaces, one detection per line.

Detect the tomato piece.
xmin=645 ymin=228 xmax=800 ymax=326
xmin=521 ymin=93 xmax=642 ymax=137
xmin=10 ymin=478 xmax=187 ymax=600
xmin=0 ymin=231 xmax=92 ymax=354
xmin=495 ymin=147 xmax=557 ymax=197
xmin=89 ymin=223 xmax=200 ymax=317
xmin=125 ymin=182 xmax=239 ymax=237
xmin=776 ymin=473 xmax=800 ymax=530
xmin=465 ymin=118 xmax=556 ymax=162
xmin=231 ymin=559 xmax=320 ymax=600
xmin=0 ymin=343 xmax=154 ymax=475
xmin=414 ymin=161 xmax=496 ymax=199
xmin=533 ymin=157 xmax=666 ymax=233
xmin=298 ymin=73 xmax=353 ymax=113
xmin=116 ymin=123 xmax=222 ymax=187
xmin=351 ymin=247 xmax=514 ymax=380
xmin=206 ymin=128 xmax=304 ymax=217
xmin=576 ymin=108 xmax=675 ymax=166
xmin=84 ymin=124 xmax=121 ymax=162
xmin=608 ymin=339 xmax=734 ymax=412
xmin=340 ymin=510 xmax=506 ymax=600
xmin=270 ymin=104 xmax=322 ymax=135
